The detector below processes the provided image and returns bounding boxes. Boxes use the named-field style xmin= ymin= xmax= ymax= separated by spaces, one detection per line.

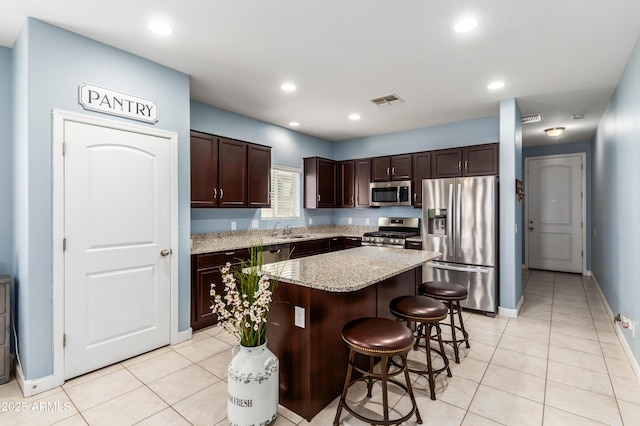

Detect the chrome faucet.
xmin=284 ymin=224 xmax=292 ymax=236
xmin=272 ymin=221 xmax=281 ymax=236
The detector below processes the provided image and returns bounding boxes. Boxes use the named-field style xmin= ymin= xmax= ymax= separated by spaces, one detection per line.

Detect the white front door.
xmin=526 ymin=154 xmax=584 ymax=273
xmin=63 ymin=119 xmax=172 ymax=379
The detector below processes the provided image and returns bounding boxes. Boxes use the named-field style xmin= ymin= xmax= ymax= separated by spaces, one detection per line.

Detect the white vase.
xmin=227 ymin=341 xmax=279 ymax=426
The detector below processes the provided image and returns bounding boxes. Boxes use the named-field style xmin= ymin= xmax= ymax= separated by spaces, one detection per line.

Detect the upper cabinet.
xmin=371 ymin=154 xmax=412 ymax=182
xmin=304 ymin=157 xmax=337 ymax=208
xmin=354 ymin=159 xmax=371 ymax=208
xmin=339 ymin=160 xmax=355 ymax=208
xmin=412 ymin=152 xmax=431 ymax=208
xmin=431 ymin=143 xmax=499 ymax=178
xmin=190 ymin=130 xmax=271 ymax=208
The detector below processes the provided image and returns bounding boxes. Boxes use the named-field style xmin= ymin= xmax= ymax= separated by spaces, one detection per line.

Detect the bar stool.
xmin=418 ymin=281 xmax=470 ymax=363
xmin=333 ymin=317 xmax=423 ymax=426
xmin=389 ymin=295 xmax=451 ymax=400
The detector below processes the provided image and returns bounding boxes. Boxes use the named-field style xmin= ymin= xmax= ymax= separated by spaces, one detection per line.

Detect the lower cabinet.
xmin=405 ymin=240 xmax=422 ymax=250
xmin=191 ymin=249 xmax=250 ymax=331
xmin=290 ymin=238 xmax=331 ymax=259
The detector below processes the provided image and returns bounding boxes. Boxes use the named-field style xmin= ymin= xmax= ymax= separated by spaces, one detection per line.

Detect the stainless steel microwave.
xmin=370 ymin=180 xmax=412 ymax=206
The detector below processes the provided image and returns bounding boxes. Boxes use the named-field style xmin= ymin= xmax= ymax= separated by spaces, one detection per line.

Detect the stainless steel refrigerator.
xmin=422 ymin=176 xmax=498 ymax=315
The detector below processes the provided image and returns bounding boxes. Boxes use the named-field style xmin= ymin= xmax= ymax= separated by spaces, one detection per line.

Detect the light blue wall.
xmin=0 ymin=47 xmax=11 ymax=274
xmin=190 ymin=101 xmax=335 ymax=233
xmin=13 ymin=19 xmax=191 ymax=380
xmin=523 ymin=141 xmax=592 ymax=270
xmin=592 ymin=36 xmax=640 ymax=362
xmin=498 ymin=98 xmax=523 ymax=311
xmin=334 ymin=116 xmax=499 ymax=161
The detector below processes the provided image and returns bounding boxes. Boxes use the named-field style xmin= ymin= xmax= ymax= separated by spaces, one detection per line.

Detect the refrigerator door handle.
xmin=455 ymin=183 xmax=462 ymax=258
xmin=426 ymin=261 xmax=491 ymax=274
xmin=448 ymin=183 xmax=454 ymax=249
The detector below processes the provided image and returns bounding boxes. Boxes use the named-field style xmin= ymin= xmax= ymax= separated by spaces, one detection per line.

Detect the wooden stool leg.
xmin=333 ymin=349 xmax=355 ymax=426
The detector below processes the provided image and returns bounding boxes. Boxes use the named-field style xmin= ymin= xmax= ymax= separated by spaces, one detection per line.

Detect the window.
xmin=261 ymin=165 xmax=301 ymax=219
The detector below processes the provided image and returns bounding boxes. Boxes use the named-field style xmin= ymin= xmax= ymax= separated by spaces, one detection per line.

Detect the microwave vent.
xmin=521 ymin=114 xmax=542 ymax=124
xmin=369 ymin=93 xmax=405 ymax=107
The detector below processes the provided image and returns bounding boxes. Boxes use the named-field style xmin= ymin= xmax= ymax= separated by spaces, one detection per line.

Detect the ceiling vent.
xmin=521 ymin=114 xmax=542 ymax=124
xmin=369 ymin=93 xmax=405 ymax=107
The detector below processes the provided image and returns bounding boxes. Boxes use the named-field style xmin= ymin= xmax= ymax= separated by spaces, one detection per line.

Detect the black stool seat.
xmin=419 ymin=281 xmax=468 ymax=301
xmin=389 ymin=296 xmax=452 ymax=400
xmin=334 ymin=317 xmax=422 ymax=425
xmin=389 ymin=295 xmax=448 ymax=322
xmin=419 ymin=281 xmax=470 ymax=364
xmin=342 ymin=317 xmax=414 ymax=355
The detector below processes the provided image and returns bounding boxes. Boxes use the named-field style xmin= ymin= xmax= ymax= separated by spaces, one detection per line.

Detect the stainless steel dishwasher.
xmin=261 ymin=244 xmax=291 ymax=264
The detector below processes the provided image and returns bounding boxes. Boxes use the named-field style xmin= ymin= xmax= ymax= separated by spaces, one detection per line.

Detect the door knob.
xmin=529 ymin=227 xmax=534 ymax=231
xmin=161 ymin=249 xmax=171 ymax=256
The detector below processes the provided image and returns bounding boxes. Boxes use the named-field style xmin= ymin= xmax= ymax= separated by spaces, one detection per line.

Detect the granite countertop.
xmin=191 ymin=225 xmax=376 ymax=254
xmin=253 ymin=246 xmax=441 ymax=292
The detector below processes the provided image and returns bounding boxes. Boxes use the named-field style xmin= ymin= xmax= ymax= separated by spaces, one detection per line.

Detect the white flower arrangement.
xmin=210 ymin=244 xmax=278 ymax=347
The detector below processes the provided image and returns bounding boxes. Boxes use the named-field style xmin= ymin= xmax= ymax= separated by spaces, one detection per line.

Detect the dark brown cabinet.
xmin=247 ymin=144 xmax=272 ymax=208
xmin=431 ymin=143 xmax=499 ymax=178
xmin=412 ymin=152 xmax=431 ymax=208
xmin=290 ymin=238 xmax=331 ymax=258
xmin=339 ymin=160 xmax=355 ymax=208
xmin=343 ymin=236 xmax=362 ymax=248
xmin=405 ymin=240 xmax=422 ymax=250
xmin=191 ymin=249 xmax=250 ymax=330
xmin=354 ymin=159 xmax=371 ymax=208
xmin=304 ymin=157 xmax=337 ymax=208
xmin=371 ymin=154 xmax=412 ymax=182
xmin=190 ymin=130 xmax=271 ymax=208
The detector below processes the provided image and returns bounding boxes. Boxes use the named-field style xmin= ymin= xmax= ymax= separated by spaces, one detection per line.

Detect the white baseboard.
xmin=591 ymin=274 xmax=640 ymax=383
xmin=498 ymin=296 xmax=524 ymax=318
xmin=175 ymin=327 xmax=193 ymax=344
xmin=16 ymin=362 xmax=64 ymax=398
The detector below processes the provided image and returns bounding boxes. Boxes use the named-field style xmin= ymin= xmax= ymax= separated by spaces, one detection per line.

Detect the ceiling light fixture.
xmin=281 ymin=83 xmax=296 ymax=92
xmin=544 ymin=127 xmax=565 ymax=137
xmin=148 ymin=22 xmax=173 ymax=36
xmin=289 ymin=121 xmax=300 ymax=127
xmin=487 ymin=81 xmax=505 ymax=90
xmin=348 ymin=114 xmax=360 ymax=121
xmin=454 ymin=18 xmax=478 ymax=33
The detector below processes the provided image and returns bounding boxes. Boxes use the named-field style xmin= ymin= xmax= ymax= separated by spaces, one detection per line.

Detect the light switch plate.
xmin=348 ymin=217 xmax=352 ymax=224
xmin=231 ymin=221 xmax=237 ymax=231
xmin=251 ymin=220 xmax=259 ymax=229
xmin=295 ymin=306 xmax=305 ymax=328
xmin=365 ymin=218 xmax=370 ymax=225
xmin=309 ymin=217 xmax=313 ymax=225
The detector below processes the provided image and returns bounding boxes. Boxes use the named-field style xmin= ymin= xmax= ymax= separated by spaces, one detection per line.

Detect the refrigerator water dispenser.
xmin=427 ymin=208 xmax=447 ymax=236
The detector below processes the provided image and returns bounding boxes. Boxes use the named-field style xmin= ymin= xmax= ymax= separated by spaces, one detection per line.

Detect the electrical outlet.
xmin=309 ymin=217 xmax=313 ymax=225
xmin=231 ymin=221 xmax=237 ymax=231
xmin=365 ymin=218 xmax=370 ymax=225
xmin=295 ymin=306 xmax=305 ymax=328
xmin=348 ymin=217 xmax=352 ymax=224
xmin=251 ymin=220 xmax=259 ymax=229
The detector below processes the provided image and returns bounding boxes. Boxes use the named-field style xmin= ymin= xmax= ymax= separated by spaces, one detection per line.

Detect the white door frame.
xmin=524 ymin=152 xmax=586 ymax=273
xmin=47 ymin=110 xmax=179 ymax=393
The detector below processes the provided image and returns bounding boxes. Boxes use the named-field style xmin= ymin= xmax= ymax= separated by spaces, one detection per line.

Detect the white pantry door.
xmin=527 ymin=154 xmax=583 ymax=273
xmin=63 ymin=120 xmax=172 ymax=379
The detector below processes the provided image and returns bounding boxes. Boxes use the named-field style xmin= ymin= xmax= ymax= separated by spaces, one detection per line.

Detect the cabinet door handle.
xmin=392 ymin=167 xmax=395 ymax=175
xmin=317 ymin=194 xmax=321 ymax=202
xmin=213 ymin=188 xmax=217 ymax=199
xmin=225 ymin=251 xmax=236 ymax=256
xmin=465 ymin=160 xmax=468 ymax=171
xmin=386 ymin=167 xmax=390 ymax=176
xmin=414 ymin=193 xmax=417 ymax=201
xmin=458 ymin=161 xmax=462 ymax=171
xmin=351 ymin=196 xmax=354 ymax=203
xmin=220 ymin=188 xmax=224 ymax=199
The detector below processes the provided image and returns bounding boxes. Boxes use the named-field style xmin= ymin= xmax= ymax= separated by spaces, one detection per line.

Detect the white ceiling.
xmin=2 ymin=1 xmax=640 ymax=147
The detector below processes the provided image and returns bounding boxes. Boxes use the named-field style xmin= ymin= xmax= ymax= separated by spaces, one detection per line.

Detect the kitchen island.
xmin=258 ymin=246 xmax=441 ymax=421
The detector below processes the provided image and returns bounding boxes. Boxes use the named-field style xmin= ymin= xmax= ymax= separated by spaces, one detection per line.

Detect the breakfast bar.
xmin=258 ymin=246 xmax=441 ymax=421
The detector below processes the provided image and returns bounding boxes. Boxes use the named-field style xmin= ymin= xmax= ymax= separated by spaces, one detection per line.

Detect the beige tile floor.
xmin=1 ymin=270 xmax=639 ymax=425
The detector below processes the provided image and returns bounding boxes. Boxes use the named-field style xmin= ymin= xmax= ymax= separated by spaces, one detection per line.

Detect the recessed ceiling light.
xmin=289 ymin=121 xmax=300 ymax=127
xmin=148 ymin=22 xmax=173 ymax=36
xmin=544 ymin=127 xmax=565 ymax=137
xmin=454 ymin=18 xmax=478 ymax=33
xmin=487 ymin=81 xmax=505 ymax=90
xmin=281 ymin=83 xmax=296 ymax=92
xmin=348 ymin=114 xmax=360 ymax=121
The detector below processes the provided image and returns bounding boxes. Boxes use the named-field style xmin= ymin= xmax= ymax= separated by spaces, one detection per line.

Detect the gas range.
xmin=361 ymin=217 xmax=420 ymax=249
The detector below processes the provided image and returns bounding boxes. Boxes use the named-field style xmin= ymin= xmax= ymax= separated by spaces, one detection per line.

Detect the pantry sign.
xmin=78 ymin=83 xmax=158 ymax=124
